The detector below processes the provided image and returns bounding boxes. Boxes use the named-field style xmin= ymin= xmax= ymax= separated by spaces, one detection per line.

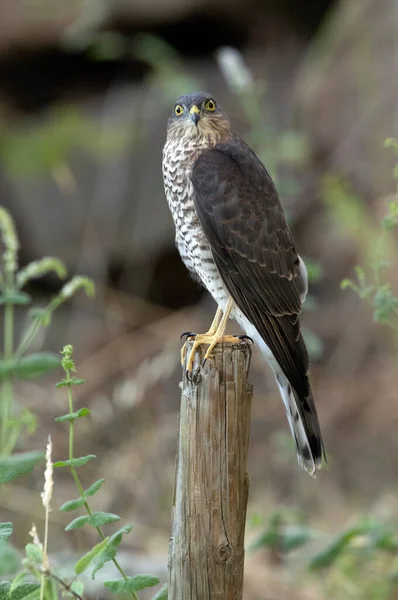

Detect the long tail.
xmin=275 ymin=372 xmax=324 ymax=476
xmin=240 ymin=319 xmax=325 ymax=476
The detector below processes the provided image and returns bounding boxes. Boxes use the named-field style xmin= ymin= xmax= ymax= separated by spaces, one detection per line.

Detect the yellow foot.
xmin=185 ymin=333 xmax=242 ymax=373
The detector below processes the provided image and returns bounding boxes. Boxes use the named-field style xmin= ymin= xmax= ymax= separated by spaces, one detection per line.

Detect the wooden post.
xmin=168 ymin=341 xmax=253 ymax=600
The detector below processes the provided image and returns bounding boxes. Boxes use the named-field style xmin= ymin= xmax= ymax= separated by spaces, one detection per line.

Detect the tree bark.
xmin=168 ymin=341 xmax=253 ymax=600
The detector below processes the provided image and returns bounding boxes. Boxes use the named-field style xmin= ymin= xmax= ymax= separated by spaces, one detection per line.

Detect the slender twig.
xmin=44 ymin=569 xmax=85 ymax=600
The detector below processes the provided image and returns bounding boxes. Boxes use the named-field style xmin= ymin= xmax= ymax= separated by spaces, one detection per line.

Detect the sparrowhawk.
xmin=162 ymin=91 xmax=325 ymax=476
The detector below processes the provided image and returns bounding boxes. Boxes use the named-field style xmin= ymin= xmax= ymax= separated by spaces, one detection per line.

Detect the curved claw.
xmin=180 ymin=331 xmax=197 ymax=341
xmin=237 ymin=335 xmax=254 ymax=344
xmin=186 ymin=369 xmax=201 ymax=384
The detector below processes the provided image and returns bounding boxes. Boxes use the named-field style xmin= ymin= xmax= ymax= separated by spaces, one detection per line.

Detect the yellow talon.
xmin=182 ymin=299 xmax=238 ymax=373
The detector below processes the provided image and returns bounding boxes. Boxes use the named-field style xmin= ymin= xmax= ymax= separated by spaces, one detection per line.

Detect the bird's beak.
xmin=189 ymin=105 xmax=200 ymax=126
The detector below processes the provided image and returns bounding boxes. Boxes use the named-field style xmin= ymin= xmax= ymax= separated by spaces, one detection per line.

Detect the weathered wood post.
xmin=168 ymin=341 xmax=253 ymax=600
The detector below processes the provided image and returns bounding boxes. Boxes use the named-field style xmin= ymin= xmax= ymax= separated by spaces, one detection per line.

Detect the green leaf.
xmin=0 ymin=361 xmax=16 ymax=379
xmin=0 ymin=582 xmax=41 ymax=600
xmin=25 ymin=543 xmax=43 ymax=564
xmin=65 ymin=516 xmax=90 ymax=531
xmin=74 ymin=537 xmax=109 ymax=574
xmin=152 ymin=583 xmax=168 ymax=599
xmin=0 ymin=542 xmax=20 ymax=576
xmin=0 ymin=583 xmax=10 ymax=600
xmin=369 ymin=528 xmax=398 ymax=553
xmin=0 ymin=292 xmax=31 ymax=306
xmin=92 ymin=545 xmax=117 ymax=579
xmin=309 ymin=526 xmax=363 ymax=570
xmin=84 ymin=478 xmax=105 ymax=497
xmin=280 ymin=525 xmax=313 ymax=552
xmin=384 ymin=137 xmax=398 ymax=151
xmin=59 ymin=496 xmax=86 ymax=512
xmin=109 ymin=524 xmax=133 ymax=546
xmin=92 ymin=524 xmax=133 ymax=579
xmin=0 ymin=523 xmax=13 ymax=542
xmin=104 ymin=575 xmax=160 ymax=593
xmin=10 ymin=572 xmax=27 ymax=594
xmin=0 ymin=451 xmax=44 ymax=484
xmin=70 ymin=581 xmax=84 ymax=597
xmin=65 ymin=511 xmax=120 ymax=531
xmin=54 ymin=455 xmax=96 ymax=468
xmin=55 ymin=378 xmax=85 ymax=388
xmin=55 ymin=408 xmax=90 ymax=423
xmin=13 ymin=353 xmax=61 ymax=379
xmin=76 ymin=407 xmax=90 ymax=417
xmin=43 ymin=578 xmax=57 ymax=600
xmin=340 ymin=278 xmax=356 ymax=291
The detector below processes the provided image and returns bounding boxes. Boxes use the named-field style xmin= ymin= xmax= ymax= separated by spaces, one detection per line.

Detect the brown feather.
xmin=191 ymin=137 xmax=309 ymax=397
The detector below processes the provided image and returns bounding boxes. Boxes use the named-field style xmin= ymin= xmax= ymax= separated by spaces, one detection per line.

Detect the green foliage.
xmin=0 ymin=209 xmax=165 ymax=600
xmin=339 ymin=139 xmax=398 ymax=331
xmin=74 ymin=538 xmax=109 ymax=574
xmin=65 ymin=512 xmax=120 ymax=531
xmin=53 ymin=345 xmax=164 ymax=598
xmin=0 ymin=353 xmax=61 ymax=381
xmin=0 ymin=207 xmax=95 ymax=457
xmin=54 ymin=455 xmax=96 ymax=468
xmin=54 ymin=408 xmax=90 ymax=423
xmin=0 ymin=583 xmax=40 ymax=600
xmin=104 ymin=575 xmax=160 ymax=594
xmin=24 ymin=544 xmax=43 ymax=565
xmin=250 ymin=510 xmax=314 ymax=555
xmin=91 ymin=525 xmax=134 ymax=579
xmin=0 ymin=108 xmax=129 ymax=179
xmin=252 ymin=510 xmax=398 ymax=599
xmin=0 ymin=522 xmax=13 ymax=542
xmin=0 ymin=452 xmax=44 ymax=485
xmin=0 ymin=542 xmax=20 ymax=576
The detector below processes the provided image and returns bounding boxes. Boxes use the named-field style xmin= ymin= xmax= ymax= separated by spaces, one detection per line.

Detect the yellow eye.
xmin=174 ymin=104 xmax=184 ymax=116
xmin=205 ymin=99 xmax=216 ymax=111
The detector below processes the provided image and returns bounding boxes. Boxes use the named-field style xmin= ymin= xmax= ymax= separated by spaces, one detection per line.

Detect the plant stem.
xmin=13 ymin=300 xmax=55 ymax=361
xmin=45 ymin=570 xmax=85 ymax=600
xmin=1 ymin=274 xmax=15 ymax=453
xmin=64 ymin=368 xmax=138 ymax=600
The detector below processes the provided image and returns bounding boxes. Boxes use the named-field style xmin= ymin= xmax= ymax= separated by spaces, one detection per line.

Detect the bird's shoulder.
xmin=191 ymin=135 xmax=281 ymax=213
xmin=190 ymin=133 xmax=306 ymax=312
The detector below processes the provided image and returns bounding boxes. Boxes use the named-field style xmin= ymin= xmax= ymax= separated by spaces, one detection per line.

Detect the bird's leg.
xmin=180 ymin=305 xmax=223 ymax=365
xmin=185 ymin=298 xmax=242 ymax=373
xmin=206 ymin=305 xmax=224 ymax=335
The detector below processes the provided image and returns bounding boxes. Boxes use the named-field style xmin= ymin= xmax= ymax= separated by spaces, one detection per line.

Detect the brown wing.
xmin=191 ymin=138 xmax=310 ymax=398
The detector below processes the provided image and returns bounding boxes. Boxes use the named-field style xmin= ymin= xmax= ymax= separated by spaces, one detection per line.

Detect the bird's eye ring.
xmin=205 ymin=99 xmax=216 ymax=111
xmin=174 ymin=104 xmax=184 ymax=116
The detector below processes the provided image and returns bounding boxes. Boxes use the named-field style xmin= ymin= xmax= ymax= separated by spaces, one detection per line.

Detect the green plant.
xmin=0 ymin=207 xmax=167 ymax=599
xmin=340 ymin=138 xmax=398 ymax=329
xmin=0 ymin=206 xmax=94 ymax=457
xmin=3 ymin=345 xmax=167 ymax=600
xmin=250 ymin=509 xmax=398 ymax=600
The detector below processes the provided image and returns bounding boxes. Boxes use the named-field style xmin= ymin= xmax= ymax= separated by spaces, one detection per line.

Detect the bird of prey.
xmin=162 ymin=91 xmax=325 ymax=476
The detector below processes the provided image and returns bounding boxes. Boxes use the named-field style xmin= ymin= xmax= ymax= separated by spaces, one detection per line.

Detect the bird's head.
xmin=166 ymin=92 xmax=232 ymax=142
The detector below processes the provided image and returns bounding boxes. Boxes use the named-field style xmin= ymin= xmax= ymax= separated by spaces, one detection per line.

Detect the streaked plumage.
xmin=162 ymin=91 xmax=325 ymax=475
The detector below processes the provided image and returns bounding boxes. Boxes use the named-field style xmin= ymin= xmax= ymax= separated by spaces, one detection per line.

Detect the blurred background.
xmin=1 ymin=0 xmax=398 ymax=598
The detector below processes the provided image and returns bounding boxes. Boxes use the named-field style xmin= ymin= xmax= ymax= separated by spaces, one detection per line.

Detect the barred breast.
xmin=162 ymin=136 xmax=230 ymax=309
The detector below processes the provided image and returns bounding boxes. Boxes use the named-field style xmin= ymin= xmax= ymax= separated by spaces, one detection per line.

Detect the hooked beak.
xmin=189 ymin=105 xmax=200 ymax=126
